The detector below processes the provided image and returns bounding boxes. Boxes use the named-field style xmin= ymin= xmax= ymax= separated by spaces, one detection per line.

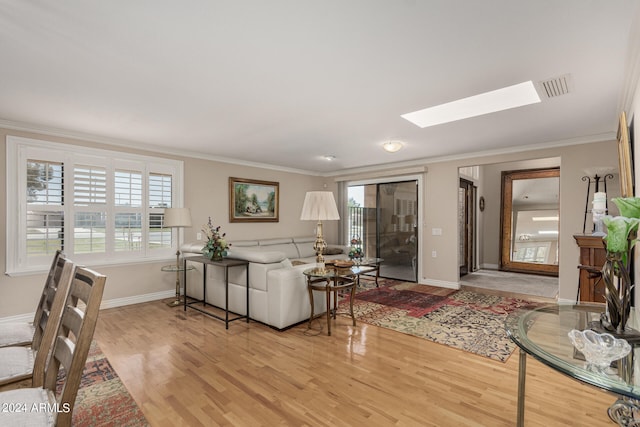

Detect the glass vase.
xmin=601 ymin=251 xmax=632 ymax=335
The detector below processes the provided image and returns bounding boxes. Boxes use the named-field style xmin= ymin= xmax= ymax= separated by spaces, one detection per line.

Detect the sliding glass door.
xmin=348 ymin=180 xmax=418 ymax=282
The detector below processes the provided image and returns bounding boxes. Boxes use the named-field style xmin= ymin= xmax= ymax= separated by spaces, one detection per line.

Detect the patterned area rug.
xmin=58 ymin=341 xmax=149 ymax=426
xmin=350 ymin=281 xmax=539 ymax=362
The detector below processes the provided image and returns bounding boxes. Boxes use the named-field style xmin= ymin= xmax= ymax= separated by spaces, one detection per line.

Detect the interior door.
xmin=459 ymin=179 xmax=476 ymax=276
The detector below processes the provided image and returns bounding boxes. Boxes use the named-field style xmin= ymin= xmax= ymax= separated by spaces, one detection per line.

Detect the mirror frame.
xmin=500 ymin=167 xmax=560 ymax=276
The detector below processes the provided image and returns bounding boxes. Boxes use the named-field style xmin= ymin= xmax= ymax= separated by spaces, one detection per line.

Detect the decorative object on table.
xmin=201 ymin=217 xmax=230 ymax=261
xmin=229 ymin=177 xmax=279 ymax=222
xmin=568 ymin=329 xmax=631 ymax=373
xmin=591 ymin=191 xmax=607 ymax=236
xmin=600 ymin=197 xmax=640 ymax=334
xmin=348 ymin=235 xmax=364 ymax=260
xmin=334 ymin=260 xmax=354 ymax=268
xmin=163 ymin=207 xmax=192 ymax=307
xmin=300 ymin=191 xmax=340 ymax=269
xmin=580 ymin=172 xmax=614 ymax=234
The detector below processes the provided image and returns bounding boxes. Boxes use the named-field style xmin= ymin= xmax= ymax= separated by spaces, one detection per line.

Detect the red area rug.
xmin=350 ymin=282 xmax=539 ymax=362
xmin=58 ymin=341 xmax=148 ymax=426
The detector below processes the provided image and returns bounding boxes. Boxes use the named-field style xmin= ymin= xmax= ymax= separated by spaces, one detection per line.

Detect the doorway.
xmin=459 ymin=178 xmax=477 ymax=276
xmin=348 ymin=180 xmax=418 ymax=282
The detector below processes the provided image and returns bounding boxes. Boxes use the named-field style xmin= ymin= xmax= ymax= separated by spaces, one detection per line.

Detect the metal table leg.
xmin=517 ymin=349 xmax=527 ymax=427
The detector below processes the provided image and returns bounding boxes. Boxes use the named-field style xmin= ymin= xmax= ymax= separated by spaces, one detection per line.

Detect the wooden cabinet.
xmin=573 ymin=234 xmax=606 ymax=303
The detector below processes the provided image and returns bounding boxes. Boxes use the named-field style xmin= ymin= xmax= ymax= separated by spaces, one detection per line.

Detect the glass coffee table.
xmin=506 ymin=303 xmax=640 ymax=426
xmin=327 ymin=257 xmax=383 ymax=287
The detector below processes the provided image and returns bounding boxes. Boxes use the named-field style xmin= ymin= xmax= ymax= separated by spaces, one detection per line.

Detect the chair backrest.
xmin=32 ymin=250 xmax=65 ymax=328
xmin=42 ymin=266 xmax=106 ymax=427
xmin=30 ymin=257 xmax=75 ymax=387
xmin=31 ymin=252 xmax=72 ymax=351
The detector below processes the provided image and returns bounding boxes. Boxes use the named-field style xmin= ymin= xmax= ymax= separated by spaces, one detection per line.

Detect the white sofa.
xmin=180 ymin=237 xmax=348 ymax=330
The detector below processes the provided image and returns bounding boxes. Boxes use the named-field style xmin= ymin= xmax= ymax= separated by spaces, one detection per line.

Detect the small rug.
xmin=58 ymin=341 xmax=149 ymax=426
xmin=350 ymin=282 xmax=539 ymax=362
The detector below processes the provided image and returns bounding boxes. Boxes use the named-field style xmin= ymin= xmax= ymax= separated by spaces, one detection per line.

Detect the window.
xmin=6 ymin=136 xmax=184 ymax=275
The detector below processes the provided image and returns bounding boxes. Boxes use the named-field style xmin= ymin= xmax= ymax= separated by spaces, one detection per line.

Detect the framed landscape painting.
xmin=229 ymin=177 xmax=279 ymax=222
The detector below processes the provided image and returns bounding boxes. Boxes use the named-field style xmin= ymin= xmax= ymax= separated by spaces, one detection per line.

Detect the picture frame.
xmin=229 ymin=177 xmax=279 ymax=222
xmin=618 ymin=111 xmax=634 ymax=197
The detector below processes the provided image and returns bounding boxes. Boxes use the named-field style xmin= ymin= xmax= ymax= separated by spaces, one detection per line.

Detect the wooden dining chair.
xmin=0 ymin=250 xmax=66 ymax=348
xmin=0 ymin=266 xmax=106 ymax=427
xmin=0 ymin=256 xmax=75 ymax=389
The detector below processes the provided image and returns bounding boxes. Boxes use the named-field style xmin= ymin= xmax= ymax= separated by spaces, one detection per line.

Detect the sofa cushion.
xmin=231 ymin=240 xmax=259 ymax=248
xmin=259 ymin=238 xmax=294 ymax=245
xmin=227 ymin=248 xmax=286 ymax=263
xmin=294 ymin=241 xmax=316 ymax=258
xmin=258 ymin=240 xmax=300 ymax=259
xmin=323 ymin=247 xmax=343 ymax=255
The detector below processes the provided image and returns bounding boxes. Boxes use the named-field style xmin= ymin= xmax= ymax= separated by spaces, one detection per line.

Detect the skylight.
xmin=401 ymin=81 xmax=541 ymax=128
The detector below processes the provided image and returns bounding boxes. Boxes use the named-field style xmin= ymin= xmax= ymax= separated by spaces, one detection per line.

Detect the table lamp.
xmin=300 ymin=191 xmax=340 ymax=268
xmin=164 ymin=207 xmax=192 ymax=307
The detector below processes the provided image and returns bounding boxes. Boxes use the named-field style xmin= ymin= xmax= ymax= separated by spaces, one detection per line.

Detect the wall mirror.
xmin=500 ymin=167 xmax=560 ymax=276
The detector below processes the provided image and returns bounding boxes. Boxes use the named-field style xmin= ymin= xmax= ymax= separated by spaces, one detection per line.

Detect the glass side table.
xmin=161 ymin=263 xmax=195 ymax=307
xmin=506 ymin=304 xmax=640 ymax=426
xmin=303 ymin=265 xmax=375 ymax=336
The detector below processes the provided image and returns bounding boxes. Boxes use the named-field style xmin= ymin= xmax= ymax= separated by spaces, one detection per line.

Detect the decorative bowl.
xmin=334 ymin=260 xmax=354 ymax=268
xmin=568 ymin=329 xmax=631 ymax=371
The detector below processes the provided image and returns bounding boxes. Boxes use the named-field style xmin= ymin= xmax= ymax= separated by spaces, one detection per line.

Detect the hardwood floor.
xmin=95 ymin=290 xmax=617 ymax=427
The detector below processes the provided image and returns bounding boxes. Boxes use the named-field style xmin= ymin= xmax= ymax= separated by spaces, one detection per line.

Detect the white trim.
xmin=0 ymin=289 xmax=176 ymax=323
xmin=0 ymin=119 xmax=614 ymax=178
xmin=99 ymin=290 xmax=175 ymax=309
xmin=6 ymin=135 xmax=184 ymax=275
xmin=481 ymin=263 xmax=500 ymax=270
xmin=0 ymin=313 xmax=34 ymax=324
xmin=421 ymin=278 xmax=460 ymax=289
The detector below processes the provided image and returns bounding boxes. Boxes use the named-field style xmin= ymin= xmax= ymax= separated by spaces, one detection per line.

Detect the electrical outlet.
xmin=431 ymin=250 xmax=437 ymax=258
xmin=197 ymin=232 xmax=202 ymax=241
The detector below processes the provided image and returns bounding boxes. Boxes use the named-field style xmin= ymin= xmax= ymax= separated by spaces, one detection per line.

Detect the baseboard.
xmin=99 ymin=290 xmax=175 ymax=310
xmin=419 ymin=277 xmax=460 ymax=290
xmin=481 ymin=263 xmax=499 ymax=270
xmin=0 ymin=290 xmax=175 ymax=323
xmin=0 ymin=312 xmax=33 ymax=324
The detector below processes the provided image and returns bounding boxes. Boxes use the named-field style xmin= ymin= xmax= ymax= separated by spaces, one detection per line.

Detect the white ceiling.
xmin=1 ymin=1 xmax=639 ymax=174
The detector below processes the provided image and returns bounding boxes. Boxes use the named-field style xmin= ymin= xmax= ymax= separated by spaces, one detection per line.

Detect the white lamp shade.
xmin=164 ymin=207 xmax=192 ymax=227
xmin=300 ymin=192 xmax=340 ymax=221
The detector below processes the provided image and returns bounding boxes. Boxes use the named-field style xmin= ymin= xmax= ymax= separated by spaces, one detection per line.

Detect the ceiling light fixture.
xmin=323 ymin=155 xmax=336 ymax=161
xmin=382 ymin=141 xmax=404 ymax=153
xmin=401 ymin=81 xmax=541 ymax=128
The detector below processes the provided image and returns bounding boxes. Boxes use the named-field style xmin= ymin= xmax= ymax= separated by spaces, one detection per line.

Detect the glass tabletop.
xmin=303 ymin=265 xmax=376 ymax=278
xmin=506 ymin=303 xmax=640 ymax=400
xmin=161 ymin=264 xmax=196 ymax=272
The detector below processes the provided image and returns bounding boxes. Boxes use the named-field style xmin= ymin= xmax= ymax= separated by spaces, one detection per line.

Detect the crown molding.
xmin=324 ymin=132 xmax=615 ymax=178
xmin=0 ymin=118 xmax=320 ymax=176
xmin=0 ymin=118 xmax=615 ymax=179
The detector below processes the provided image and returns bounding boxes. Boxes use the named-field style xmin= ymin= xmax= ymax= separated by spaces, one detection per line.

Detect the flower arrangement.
xmin=201 ymin=217 xmax=230 ymax=261
xmin=601 ymin=197 xmax=640 ymax=333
